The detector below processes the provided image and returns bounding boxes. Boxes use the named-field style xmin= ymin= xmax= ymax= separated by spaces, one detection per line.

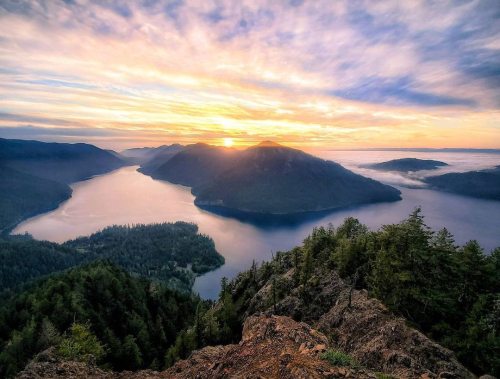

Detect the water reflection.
xmin=12 ymin=151 xmax=500 ymax=299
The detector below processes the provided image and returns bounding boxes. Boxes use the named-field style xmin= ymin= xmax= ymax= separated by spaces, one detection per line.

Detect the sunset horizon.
xmin=1 ymin=0 xmax=499 ymax=150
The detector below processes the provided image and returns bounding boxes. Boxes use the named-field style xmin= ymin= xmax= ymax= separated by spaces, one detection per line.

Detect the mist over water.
xmin=12 ymin=151 xmax=500 ymax=299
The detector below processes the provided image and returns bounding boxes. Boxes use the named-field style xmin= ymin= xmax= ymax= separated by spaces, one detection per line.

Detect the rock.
xmin=165 ymin=314 xmax=378 ymax=379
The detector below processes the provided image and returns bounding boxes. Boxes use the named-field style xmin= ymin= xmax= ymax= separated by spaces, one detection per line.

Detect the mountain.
xmin=365 ymin=158 xmax=448 ymax=172
xmin=146 ymin=143 xmax=238 ymax=188
xmin=0 ymin=262 xmax=199 ymax=377
xmin=425 ymin=166 xmax=500 ymax=200
xmin=143 ymin=141 xmax=401 ymax=214
xmin=0 ymin=138 xmax=126 ymax=231
xmin=0 ymin=166 xmax=72 ymax=232
xmin=0 ymin=138 xmax=125 ymax=184
xmin=194 ymin=142 xmax=401 ymax=214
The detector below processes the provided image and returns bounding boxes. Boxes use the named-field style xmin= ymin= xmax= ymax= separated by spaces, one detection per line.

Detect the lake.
xmin=12 ymin=150 xmax=500 ymax=299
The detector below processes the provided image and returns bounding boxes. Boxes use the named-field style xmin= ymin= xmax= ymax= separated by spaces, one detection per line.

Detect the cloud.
xmin=0 ymin=0 xmax=498 ymax=149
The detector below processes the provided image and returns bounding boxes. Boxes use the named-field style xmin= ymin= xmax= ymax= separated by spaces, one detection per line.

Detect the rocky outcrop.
xmin=165 ymin=314 xmax=379 ymax=378
xmin=316 ymin=289 xmax=473 ymax=378
xmin=229 ymin=266 xmax=475 ymax=379
xmin=17 ymin=316 xmax=383 ymax=379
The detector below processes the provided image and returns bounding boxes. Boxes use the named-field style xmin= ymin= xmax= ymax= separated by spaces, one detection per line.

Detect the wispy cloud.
xmin=0 ymin=0 xmax=498 ymax=149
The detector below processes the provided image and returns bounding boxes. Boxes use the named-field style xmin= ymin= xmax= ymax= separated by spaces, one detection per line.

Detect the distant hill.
xmin=0 ymin=138 xmax=125 ymax=184
xmin=136 ymin=144 xmax=185 ymax=173
xmin=0 ymin=166 xmax=72 ymax=232
xmin=0 ymin=138 xmax=126 ymax=231
xmin=141 ymin=141 xmax=401 ymax=214
xmin=365 ymin=158 xmax=448 ymax=172
xmin=146 ymin=143 xmax=238 ymax=188
xmin=425 ymin=166 xmax=500 ymax=200
xmin=120 ymin=144 xmax=184 ymax=166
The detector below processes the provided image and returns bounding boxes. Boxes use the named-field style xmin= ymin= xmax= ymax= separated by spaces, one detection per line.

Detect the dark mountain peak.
xmin=253 ymin=140 xmax=282 ymax=148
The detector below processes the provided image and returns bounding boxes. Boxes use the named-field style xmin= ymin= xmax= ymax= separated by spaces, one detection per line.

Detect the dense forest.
xmin=0 ymin=222 xmax=224 ymax=296
xmin=65 ymin=222 xmax=225 ymax=291
xmin=1 ymin=212 xmax=498 ymax=377
xmin=0 ymin=235 xmax=84 ymax=298
xmin=165 ymin=209 xmax=499 ymax=376
xmin=0 ymin=262 xmax=200 ymax=377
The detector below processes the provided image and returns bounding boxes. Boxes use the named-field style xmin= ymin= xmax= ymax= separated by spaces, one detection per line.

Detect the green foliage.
xmin=375 ymin=373 xmax=396 ymax=379
xmin=320 ymin=349 xmax=358 ymax=367
xmin=57 ymin=322 xmax=105 ymax=363
xmin=0 ymin=236 xmax=84 ymax=297
xmin=0 ymin=261 xmax=200 ymax=377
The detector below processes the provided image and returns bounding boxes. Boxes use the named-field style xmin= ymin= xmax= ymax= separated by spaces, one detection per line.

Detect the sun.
xmin=223 ymin=138 xmax=234 ymax=147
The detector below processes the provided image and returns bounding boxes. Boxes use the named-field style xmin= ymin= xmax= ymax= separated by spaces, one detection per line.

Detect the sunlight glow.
xmin=223 ymin=138 xmax=234 ymax=148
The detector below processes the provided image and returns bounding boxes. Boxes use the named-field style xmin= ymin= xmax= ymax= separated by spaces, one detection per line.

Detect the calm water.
xmin=13 ymin=151 xmax=500 ymax=299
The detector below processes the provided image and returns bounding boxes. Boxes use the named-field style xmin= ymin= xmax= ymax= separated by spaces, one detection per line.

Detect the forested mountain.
xmin=142 ymin=141 xmax=401 ymax=214
xmin=0 ymin=262 xmax=200 ymax=377
xmin=0 ymin=138 xmax=126 ymax=231
xmin=0 ymin=222 xmax=223 ymax=295
xmin=0 ymin=166 xmax=72 ymax=232
xmin=0 ymin=138 xmax=125 ymax=184
xmin=166 ymin=210 xmax=499 ymax=377
xmin=425 ymin=165 xmax=500 ymax=200
xmin=64 ymin=222 xmax=224 ymax=291
xmin=194 ymin=142 xmax=401 ymax=214
xmin=145 ymin=143 xmax=237 ymax=188
xmin=365 ymin=158 xmax=448 ymax=172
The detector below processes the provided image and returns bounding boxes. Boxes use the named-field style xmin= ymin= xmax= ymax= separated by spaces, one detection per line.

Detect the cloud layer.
xmin=0 ymin=0 xmax=499 ymax=149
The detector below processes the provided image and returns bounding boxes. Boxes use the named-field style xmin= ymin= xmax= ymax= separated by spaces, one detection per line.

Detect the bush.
xmin=57 ymin=322 xmax=105 ymax=363
xmin=320 ymin=349 xmax=358 ymax=367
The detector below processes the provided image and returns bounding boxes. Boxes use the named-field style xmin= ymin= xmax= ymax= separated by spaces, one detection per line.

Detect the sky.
xmin=0 ymin=0 xmax=499 ymax=150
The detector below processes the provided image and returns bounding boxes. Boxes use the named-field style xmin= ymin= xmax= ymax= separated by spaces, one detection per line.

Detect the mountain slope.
xmin=194 ymin=143 xmax=401 ymax=214
xmin=0 ymin=138 xmax=125 ymax=184
xmin=0 ymin=138 xmax=126 ymax=230
xmin=425 ymin=165 xmax=500 ymax=200
xmin=365 ymin=158 xmax=448 ymax=172
xmin=0 ymin=166 xmax=72 ymax=232
xmin=147 ymin=143 xmax=237 ymax=188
